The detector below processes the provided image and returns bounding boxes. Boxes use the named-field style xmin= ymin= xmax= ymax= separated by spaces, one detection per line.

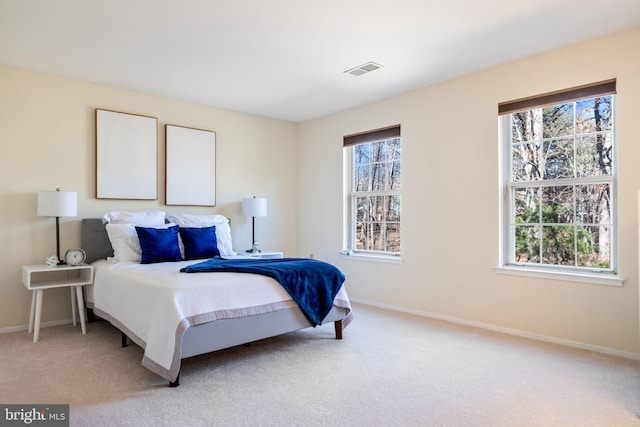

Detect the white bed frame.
xmin=81 ymin=219 xmax=350 ymax=386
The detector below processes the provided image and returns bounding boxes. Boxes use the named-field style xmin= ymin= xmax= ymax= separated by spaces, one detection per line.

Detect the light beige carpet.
xmin=1 ymin=303 xmax=639 ymax=426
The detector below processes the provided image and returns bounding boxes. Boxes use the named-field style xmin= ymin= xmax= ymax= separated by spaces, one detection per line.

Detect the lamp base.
xmin=246 ymin=243 xmax=261 ymax=254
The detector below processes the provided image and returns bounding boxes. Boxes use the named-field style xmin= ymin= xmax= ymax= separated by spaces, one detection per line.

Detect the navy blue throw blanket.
xmin=180 ymin=257 xmax=345 ymax=326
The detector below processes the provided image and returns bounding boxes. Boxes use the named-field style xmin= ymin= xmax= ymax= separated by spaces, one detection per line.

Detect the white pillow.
xmin=166 ymin=213 xmax=228 ymax=227
xmin=105 ymin=223 xmax=141 ymax=263
xmin=106 ymin=222 xmax=179 ymax=263
xmin=102 ymin=210 xmax=166 ymax=226
xmin=166 ymin=214 xmax=235 ymax=256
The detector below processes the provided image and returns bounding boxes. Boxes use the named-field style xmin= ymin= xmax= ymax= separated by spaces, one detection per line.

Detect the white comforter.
xmin=91 ymin=259 xmax=352 ymax=382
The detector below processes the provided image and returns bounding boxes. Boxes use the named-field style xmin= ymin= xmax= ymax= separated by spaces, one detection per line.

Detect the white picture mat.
xmin=96 ymin=109 xmax=158 ymax=200
xmin=165 ymin=125 xmax=216 ymax=206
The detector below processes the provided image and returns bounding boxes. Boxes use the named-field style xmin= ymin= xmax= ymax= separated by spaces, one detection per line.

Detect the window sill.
xmin=340 ymin=252 xmax=402 ymax=264
xmin=495 ymin=266 xmax=624 ymax=287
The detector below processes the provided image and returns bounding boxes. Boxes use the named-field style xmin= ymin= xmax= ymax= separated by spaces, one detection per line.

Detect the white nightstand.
xmin=22 ymin=264 xmax=93 ymax=342
xmin=248 ymin=252 xmax=283 ymax=259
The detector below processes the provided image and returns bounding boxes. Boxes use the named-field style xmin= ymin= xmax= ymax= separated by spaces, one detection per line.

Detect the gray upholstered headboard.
xmin=81 ymin=218 xmax=114 ymax=264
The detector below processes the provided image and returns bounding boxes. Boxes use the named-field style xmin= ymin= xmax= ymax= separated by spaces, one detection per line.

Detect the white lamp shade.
xmin=37 ymin=191 xmax=77 ymax=217
xmin=242 ymin=197 xmax=267 ymax=218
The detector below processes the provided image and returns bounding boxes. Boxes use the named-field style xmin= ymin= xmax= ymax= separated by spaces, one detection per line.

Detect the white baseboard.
xmin=0 ymin=318 xmax=73 ymax=334
xmin=351 ymin=297 xmax=640 ymax=362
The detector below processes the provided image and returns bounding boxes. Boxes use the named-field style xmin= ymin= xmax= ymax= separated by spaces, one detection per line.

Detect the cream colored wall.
xmin=297 ymin=27 xmax=640 ymax=356
xmin=0 ymin=65 xmax=297 ymax=329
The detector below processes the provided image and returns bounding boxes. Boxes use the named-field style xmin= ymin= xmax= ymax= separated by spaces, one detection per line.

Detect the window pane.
xmin=355 ymin=222 xmax=387 ymax=252
xmin=575 ymin=184 xmax=611 ymax=225
xmin=391 ymin=160 xmax=401 ymax=190
xmin=514 ymin=225 xmax=540 ymax=263
xmin=388 ymin=195 xmax=401 ymax=221
xmin=576 ymin=96 xmax=612 ymax=133
xmin=355 ymin=165 xmax=370 ymax=191
xmin=512 ymin=143 xmax=541 ymax=181
xmin=370 ymin=195 xmax=384 ymax=220
xmin=354 ymin=144 xmax=371 ymax=163
xmin=371 ymin=162 xmax=387 ymax=191
xmin=514 ymin=187 xmax=539 ymax=223
xmin=541 ymin=186 xmax=574 ymax=224
xmin=512 ymin=111 xmax=541 ymax=142
xmin=355 ymin=196 xmax=367 ymax=222
xmin=576 ymin=133 xmax=613 ymax=177
xmin=542 ymin=225 xmax=575 ymax=265
xmin=358 ymin=195 xmax=398 ymax=222
xmin=355 ymin=222 xmax=371 ymax=251
xmin=374 ymin=139 xmax=397 ymax=160
xmin=385 ymin=222 xmax=401 ymax=253
xmin=391 ymin=139 xmax=401 ymax=160
xmin=543 ymin=138 xmax=574 ymax=179
xmin=577 ymin=225 xmax=611 ymax=268
xmin=369 ymin=139 xmax=401 ymax=190
xmin=543 ymin=103 xmax=574 ymax=138
xmin=353 ymin=195 xmax=400 ymax=253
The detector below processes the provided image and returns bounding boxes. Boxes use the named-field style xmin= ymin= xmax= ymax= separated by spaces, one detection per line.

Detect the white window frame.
xmin=496 ymin=81 xmax=623 ymax=286
xmin=343 ymin=125 xmax=401 ymax=262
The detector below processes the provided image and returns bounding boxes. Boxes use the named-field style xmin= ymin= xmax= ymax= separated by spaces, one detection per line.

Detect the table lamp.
xmin=242 ymin=196 xmax=267 ymax=253
xmin=37 ymin=188 xmax=77 ymax=265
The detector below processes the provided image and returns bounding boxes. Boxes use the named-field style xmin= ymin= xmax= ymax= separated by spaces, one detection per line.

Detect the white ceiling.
xmin=1 ymin=1 xmax=639 ymax=122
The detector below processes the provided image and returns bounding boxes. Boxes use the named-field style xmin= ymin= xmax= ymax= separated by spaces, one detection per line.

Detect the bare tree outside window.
xmin=507 ymin=95 xmax=615 ymax=270
xmin=350 ymin=137 xmax=401 ymax=254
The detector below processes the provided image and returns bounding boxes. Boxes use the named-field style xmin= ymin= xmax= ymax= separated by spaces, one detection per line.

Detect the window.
xmin=499 ymin=80 xmax=618 ymax=280
xmin=344 ymin=125 xmax=401 ymax=257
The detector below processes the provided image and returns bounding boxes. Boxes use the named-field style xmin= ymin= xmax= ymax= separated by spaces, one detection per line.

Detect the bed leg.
xmin=334 ymin=320 xmax=343 ymax=340
xmin=86 ymin=308 xmax=96 ymax=323
xmin=121 ymin=332 xmax=128 ymax=348
xmin=169 ymin=374 xmax=179 ymax=388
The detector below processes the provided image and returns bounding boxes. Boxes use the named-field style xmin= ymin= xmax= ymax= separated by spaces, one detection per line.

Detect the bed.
xmin=80 ymin=214 xmax=353 ymax=387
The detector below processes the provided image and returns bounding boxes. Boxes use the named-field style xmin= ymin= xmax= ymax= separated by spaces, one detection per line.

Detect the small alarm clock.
xmin=65 ymin=248 xmax=87 ymax=266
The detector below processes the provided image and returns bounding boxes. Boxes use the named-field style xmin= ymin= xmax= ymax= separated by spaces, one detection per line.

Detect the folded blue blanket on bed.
xmin=180 ymin=257 xmax=346 ymax=326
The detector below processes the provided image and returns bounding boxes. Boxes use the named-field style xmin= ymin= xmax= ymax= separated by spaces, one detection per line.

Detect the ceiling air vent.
xmin=344 ymin=61 xmax=383 ymax=76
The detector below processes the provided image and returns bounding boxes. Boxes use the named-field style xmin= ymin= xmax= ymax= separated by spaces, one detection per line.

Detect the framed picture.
xmin=96 ymin=109 xmax=158 ymax=200
xmin=165 ymin=124 xmax=216 ymax=206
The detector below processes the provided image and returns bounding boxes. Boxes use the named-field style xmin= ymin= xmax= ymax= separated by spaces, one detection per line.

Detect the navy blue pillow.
xmin=135 ymin=225 xmax=183 ymax=264
xmin=179 ymin=226 xmax=220 ymax=260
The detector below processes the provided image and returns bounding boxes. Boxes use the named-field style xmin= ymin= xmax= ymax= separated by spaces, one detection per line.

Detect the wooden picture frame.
xmin=165 ymin=124 xmax=216 ymax=206
xmin=96 ymin=109 xmax=158 ymax=200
